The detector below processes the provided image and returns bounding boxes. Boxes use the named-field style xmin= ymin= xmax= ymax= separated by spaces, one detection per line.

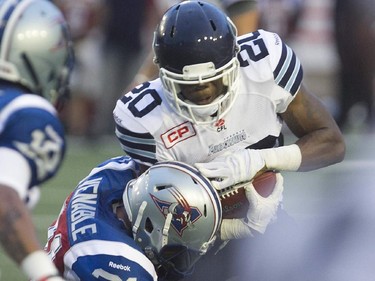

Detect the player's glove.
xmin=195 ymin=149 xmax=265 ymax=190
xmin=245 ymin=172 xmax=284 ymax=233
xmin=220 ymin=173 xmax=284 ymax=240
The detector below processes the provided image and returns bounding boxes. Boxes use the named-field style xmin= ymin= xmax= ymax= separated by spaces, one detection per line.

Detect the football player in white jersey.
xmin=113 ymin=1 xmax=345 ymax=280
xmin=45 ymin=156 xmax=222 ymax=281
xmin=0 ymin=0 xmax=73 ymax=280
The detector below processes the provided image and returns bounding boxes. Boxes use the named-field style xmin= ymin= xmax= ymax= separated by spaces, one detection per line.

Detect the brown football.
xmin=219 ymin=171 xmax=277 ymax=219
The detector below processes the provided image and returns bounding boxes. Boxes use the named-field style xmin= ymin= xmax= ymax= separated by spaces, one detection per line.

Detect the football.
xmin=219 ymin=171 xmax=277 ymax=219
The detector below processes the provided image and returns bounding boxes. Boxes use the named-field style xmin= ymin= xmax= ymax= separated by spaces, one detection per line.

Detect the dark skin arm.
xmin=281 ymin=84 xmax=346 ymax=171
xmin=0 ymin=185 xmax=41 ymax=264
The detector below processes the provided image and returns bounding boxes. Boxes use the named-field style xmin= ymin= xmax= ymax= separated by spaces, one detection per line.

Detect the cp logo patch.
xmin=161 ymin=122 xmax=196 ymax=149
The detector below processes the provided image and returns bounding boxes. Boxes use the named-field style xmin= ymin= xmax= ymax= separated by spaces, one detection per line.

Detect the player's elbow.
xmin=337 ymin=141 xmax=346 ymax=163
xmin=332 ymin=132 xmax=346 ymax=164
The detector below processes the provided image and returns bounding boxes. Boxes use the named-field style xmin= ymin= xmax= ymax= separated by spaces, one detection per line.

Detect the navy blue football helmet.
xmin=153 ymin=1 xmax=240 ymax=124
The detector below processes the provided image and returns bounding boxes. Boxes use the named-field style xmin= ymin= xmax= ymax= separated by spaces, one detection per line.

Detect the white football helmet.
xmin=0 ymin=0 xmax=74 ymax=107
xmin=153 ymin=1 xmax=240 ymax=125
xmin=123 ymin=161 xmax=222 ymax=279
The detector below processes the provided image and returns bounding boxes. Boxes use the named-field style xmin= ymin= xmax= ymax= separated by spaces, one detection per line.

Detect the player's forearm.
xmin=0 ymin=185 xmax=41 ymax=264
xmin=295 ymin=127 xmax=346 ymax=171
xmin=0 ymin=186 xmax=61 ymax=280
xmin=260 ymin=128 xmax=345 ymax=173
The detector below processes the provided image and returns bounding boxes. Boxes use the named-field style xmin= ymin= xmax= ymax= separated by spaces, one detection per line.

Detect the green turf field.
xmin=0 ymin=136 xmax=121 ymax=281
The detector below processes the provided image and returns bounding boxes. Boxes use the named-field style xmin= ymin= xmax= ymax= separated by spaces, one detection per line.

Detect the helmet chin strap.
xmin=132 ymin=201 xmax=147 ymax=238
xmin=162 ymin=213 xmax=173 ymax=247
xmin=142 ymin=211 xmax=173 ymax=267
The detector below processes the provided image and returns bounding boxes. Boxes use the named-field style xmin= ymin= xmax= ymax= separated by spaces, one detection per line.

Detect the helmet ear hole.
xmin=145 ymin=217 xmax=154 ymax=233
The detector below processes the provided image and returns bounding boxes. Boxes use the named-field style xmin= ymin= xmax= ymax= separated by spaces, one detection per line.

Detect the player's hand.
xmin=244 ymin=173 xmax=284 ymax=233
xmin=220 ymin=218 xmax=253 ymax=240
xmin=195 ymin=149 xmax=265 ymax=190
xmin=219 ymin=173 xmax=283 ymax=240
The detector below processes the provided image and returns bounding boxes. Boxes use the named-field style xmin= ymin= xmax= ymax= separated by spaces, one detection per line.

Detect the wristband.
xmin=260 ymin=144 xmax=302 ymax=171
xmin=20 ymin=250 xmax=59 ymax=281
xmin=220 ymin=219 xmax=253 ymax=240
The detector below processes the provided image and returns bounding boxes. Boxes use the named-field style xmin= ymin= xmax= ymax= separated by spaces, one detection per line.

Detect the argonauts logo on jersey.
xmin=208 ymin=130 xmax=247 ymax=156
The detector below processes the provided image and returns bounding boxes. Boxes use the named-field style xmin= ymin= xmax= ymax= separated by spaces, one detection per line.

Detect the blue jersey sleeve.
xmin=0 ymin=106 xmax=66 ymax=187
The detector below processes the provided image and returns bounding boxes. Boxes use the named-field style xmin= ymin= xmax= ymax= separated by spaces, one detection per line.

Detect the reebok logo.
xmin=108 ymin=261 xmax=131 ymax=271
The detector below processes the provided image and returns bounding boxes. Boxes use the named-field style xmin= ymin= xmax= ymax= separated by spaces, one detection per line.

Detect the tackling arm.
xmin=0 ymin=185 xmax=64 ymax=281
xmin=0 ymin=185 xmax=40 ymax=264
xmin=0 ymin=148 xmax=64 ymax=281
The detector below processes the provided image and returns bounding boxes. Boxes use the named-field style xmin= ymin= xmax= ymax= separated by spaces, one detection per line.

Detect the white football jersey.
xmin=113 ymin=29 xmax=302 ymax=167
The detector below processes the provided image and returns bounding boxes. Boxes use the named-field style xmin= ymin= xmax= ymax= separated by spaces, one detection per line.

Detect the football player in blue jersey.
xmin=113 ymin=1 xmax=345 ymax=280
xmin=45 ymin=156 xmax=223 ymax=281
xmin=0 ymin=0 xmax=73 ymax=280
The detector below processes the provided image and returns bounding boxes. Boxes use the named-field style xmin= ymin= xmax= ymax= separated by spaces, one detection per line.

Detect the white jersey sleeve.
xmin=237 ymin=29 xmax=302 ymax=112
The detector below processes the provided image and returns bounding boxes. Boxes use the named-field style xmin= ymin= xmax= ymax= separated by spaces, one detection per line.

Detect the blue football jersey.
xmin=0 ymin=85 xmax=66 ymax=205
xmin=45 ymin=156 xmax=158 ymax=281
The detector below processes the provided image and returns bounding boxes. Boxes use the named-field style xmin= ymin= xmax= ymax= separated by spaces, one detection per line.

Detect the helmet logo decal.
xmin=150 ymin=189 xmax=202 ymax=236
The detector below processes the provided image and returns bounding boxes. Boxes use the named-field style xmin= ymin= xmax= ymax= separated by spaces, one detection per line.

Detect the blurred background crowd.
xmin=53 ymin=0 xmax=375 ymax=138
